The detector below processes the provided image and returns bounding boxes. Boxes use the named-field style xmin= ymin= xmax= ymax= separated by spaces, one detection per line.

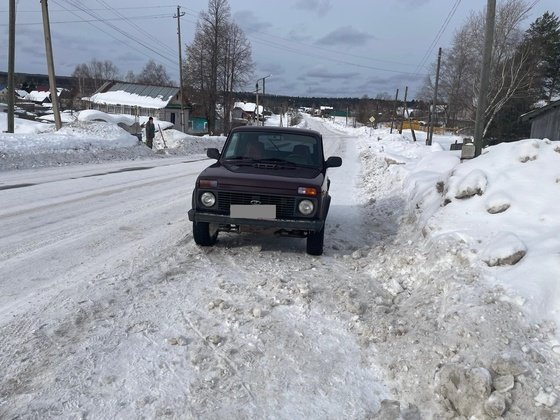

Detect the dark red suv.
xmin=188 ymin=126 xmax=342 ymax=255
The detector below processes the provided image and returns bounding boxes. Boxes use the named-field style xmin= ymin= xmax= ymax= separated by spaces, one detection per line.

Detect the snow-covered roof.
xmin=21 ymin=88 xmax=67 ymax=103
xmin=234 ymin=101 xmax=256 ymax=112
xmin=24 ymin=91 xmax=51 ymax=102
xmin=233 ymin=101 xmax=263 ymax=115
xmin=88 ymin=82 xmax=179 ymax=110
xmin=520 ymin=98 xmax=560 ymax=121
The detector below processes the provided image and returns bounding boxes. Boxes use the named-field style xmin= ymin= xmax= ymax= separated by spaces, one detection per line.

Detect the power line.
xmin=0 ymin=5 xmax=180 ymax=13
xmin=94 ymin=0 xmax=176 ymax=57
xmin=51 ymin=0 xmax=177 ymax=67
xmin=414 ymin=0 xmax=462 ymax=75
xmin=250 ymin=36 xmax=427 ymax=77
xmin=0 ymin=14 xmax=173 ymax=26
xmin=250 ymin=30 xmax=418 ymax=69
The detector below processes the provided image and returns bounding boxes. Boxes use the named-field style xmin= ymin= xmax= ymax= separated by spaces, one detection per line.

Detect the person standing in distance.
xmin=145 ymin=116 xmax=155 ymax=149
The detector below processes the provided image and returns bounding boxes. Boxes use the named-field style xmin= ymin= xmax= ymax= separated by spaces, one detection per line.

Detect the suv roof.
xmin=229 ymin=125 xmax=322 ymax=137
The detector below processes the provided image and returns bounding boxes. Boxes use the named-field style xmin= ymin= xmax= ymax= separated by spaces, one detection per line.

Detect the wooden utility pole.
xmin=390 ymin=88 xmax=399 ymax=134
xmin=474 ymin=0 xmax=496 ymax=157
xmin=427 ymin=47 xmax=442 ymax=146
xmin=7 ymin=0 xmax=16 ymax=133
xmin=255 ymin=83 xmax=259 ymax=125
xmin=174 ymin=6 xmax=186 ymax=133
xmin=40 ymin=0 xmax=62 ymax=130
xmin=399 ymin=86 xmax=408 ymax=134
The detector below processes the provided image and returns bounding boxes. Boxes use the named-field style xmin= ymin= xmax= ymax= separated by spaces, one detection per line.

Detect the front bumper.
xmin=188 ymin=209 xmax=324 ymax=231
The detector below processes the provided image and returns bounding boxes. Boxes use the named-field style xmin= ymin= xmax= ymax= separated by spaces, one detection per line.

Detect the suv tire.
xmin=306 ymin=226 xmax=324 ymax=255
xmin=193 ymin=221 xmax=218 ymax=246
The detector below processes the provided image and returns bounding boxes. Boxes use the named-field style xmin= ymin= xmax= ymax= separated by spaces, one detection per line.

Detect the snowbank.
xmin=328 ymin=116 xmax=560 ymax=339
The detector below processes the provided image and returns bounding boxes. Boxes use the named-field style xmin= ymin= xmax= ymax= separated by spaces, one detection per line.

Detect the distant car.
xmin=188 ymin=126 xmax=342 ymax=255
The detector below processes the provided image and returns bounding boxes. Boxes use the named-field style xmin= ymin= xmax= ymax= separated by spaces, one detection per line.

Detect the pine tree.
xmin=525 ymin=12 xmax=560 ymax=102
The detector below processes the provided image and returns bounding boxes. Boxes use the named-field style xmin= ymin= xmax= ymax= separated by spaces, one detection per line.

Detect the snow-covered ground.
xmin=1 ymin=111 xmax=559 ymax=418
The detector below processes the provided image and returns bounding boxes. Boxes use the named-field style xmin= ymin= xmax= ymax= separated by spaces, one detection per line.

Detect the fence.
xmin=400 ymin=120 xmax=455 ymax=135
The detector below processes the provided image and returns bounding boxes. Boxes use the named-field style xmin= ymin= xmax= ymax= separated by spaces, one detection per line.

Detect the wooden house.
xmin=520 ymin=100 xmax=560 ymax=141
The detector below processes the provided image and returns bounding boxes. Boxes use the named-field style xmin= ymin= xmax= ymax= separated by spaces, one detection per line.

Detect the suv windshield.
xmin=222 ymin=131 xmax=321 ymax=167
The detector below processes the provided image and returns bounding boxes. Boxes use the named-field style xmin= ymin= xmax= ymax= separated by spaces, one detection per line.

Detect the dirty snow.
xmin=1 ymin=111 xmax=559 ymax=418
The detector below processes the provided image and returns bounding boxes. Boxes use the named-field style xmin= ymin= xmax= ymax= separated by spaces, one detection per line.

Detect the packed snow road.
xmin=1 ymin=119 xmax=558 ymax=419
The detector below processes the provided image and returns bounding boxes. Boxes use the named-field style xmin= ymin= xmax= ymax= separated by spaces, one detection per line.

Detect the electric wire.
xmin=94 ymin=0 xmax=176 ymax=58
xmin=414 ymin=0 xmax=462 ymax=75
xmin=51 ymin=0 xmax=177 ymax=67
xmin=0 ymin=14 xmax=172 ymax=26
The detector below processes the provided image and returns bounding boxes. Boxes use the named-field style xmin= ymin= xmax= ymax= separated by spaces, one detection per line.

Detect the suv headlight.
xmin=298 ymin=199 xmax=314 ymax=215
xmin=200 ymin=192 xmax=216 ymax=207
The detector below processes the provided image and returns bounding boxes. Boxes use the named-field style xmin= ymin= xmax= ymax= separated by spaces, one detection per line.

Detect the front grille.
xmin=217 ymin=191 xmax=296 ymax=218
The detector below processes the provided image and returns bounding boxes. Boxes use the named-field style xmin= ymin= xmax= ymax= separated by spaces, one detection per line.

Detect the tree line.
xmin=72 ymin=59 xmax=173 ymax=95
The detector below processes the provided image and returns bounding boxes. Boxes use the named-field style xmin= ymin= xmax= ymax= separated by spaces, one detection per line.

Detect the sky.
xmin=1 ymin=1 xmax=559 ymax=98
xmin=1 ymin=108 xmax=560 ymax=416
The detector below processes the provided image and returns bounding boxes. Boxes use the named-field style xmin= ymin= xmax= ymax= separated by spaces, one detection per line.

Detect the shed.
xmin=520 ymin=99 xmax=560 ymax=141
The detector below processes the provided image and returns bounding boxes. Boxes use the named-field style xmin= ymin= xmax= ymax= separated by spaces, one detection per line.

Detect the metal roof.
xmin=520 ymin=99 xmax=560 ymax=122
xmin=108 ymin=82 xmax=179 ymax=102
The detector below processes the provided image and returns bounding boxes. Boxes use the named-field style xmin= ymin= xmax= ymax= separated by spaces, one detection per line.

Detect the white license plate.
xmin=230 ymin=204 xmax=276 ymax=219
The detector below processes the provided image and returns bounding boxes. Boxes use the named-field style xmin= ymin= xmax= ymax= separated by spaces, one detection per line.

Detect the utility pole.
xmin=257 ymin=74 xmax=271 ymax=126
xmin=399 ymin=86 xmax=408 ymax=134
xmin=255 ymin=83 xmax=259 ymax=125
xmin=261 ymin=77 xmax=266 ymax=127
xmin=474 ymin=0 xmax=496 ymax=157
xmin=174 ymin=6 xmax=186 ymax=133
xmin=40 ymin=0 xmax=62 ymax=130
xmin=427 ymin=47 xmax=442 ymax=146
xmin=7 ymin=0 xmax=16 ymax=133
xmin=390 ymin=88 xmax=399 ymax=134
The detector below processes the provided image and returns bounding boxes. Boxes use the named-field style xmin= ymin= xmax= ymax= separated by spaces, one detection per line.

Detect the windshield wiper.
xmin=257 ymin=158 xmax=296 ymax=165
xmin=224 ymin=155 xmax=251 ymax=160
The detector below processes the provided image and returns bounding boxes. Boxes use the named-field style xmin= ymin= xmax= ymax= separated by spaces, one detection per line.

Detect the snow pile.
xmin=153 ymin=128 xmax=225 ymax=155
xmin=426 ymin=139 xmax=560 ymax=326
xmin=320 ymin=118 xmax=560 ymax=416
xmin=77 ymin=109 xmax=174 ymax=130
xmin=0 ymin=111 xmax=225 ymax=170
xmin=37 ymin=110 xmax=79 ymax=123
xmin=77 ymin=109 xmax=139 ymax=126
xmin=326 ymin=118 xmax=560 ymax=340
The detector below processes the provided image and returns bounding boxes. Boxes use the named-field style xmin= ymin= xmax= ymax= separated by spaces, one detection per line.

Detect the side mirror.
xmin=325 ymin=156 xmax=342 ymax=168
xmin=207 ymin=148 xmax=220 ymax=160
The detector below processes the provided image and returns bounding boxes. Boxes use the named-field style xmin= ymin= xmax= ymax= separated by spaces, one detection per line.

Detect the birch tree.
xmin=422 ymin=0 xmax=537 ymax=138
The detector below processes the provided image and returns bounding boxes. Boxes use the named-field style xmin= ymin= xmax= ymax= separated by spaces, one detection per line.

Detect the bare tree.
xmin=421 ymin=0 xmax=537 ymax=138
xmin=135 ymin=60 xmax=173 ymax=86
xmin=185 ymin=0 xmax=253 ymax=134
xmin=124 ymin=70 xmax=137 ymax=83
xmin=220 ymin=22 xmax=254 ymax=132
xmin=72 ymin=59 xmax=119 ymax=95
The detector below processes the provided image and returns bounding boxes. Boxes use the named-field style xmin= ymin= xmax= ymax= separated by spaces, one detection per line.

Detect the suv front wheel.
xmin=306 ymin=226 xmax=325 ymax=255
xmin=193 ymin=221 xmax=218 ymax=246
